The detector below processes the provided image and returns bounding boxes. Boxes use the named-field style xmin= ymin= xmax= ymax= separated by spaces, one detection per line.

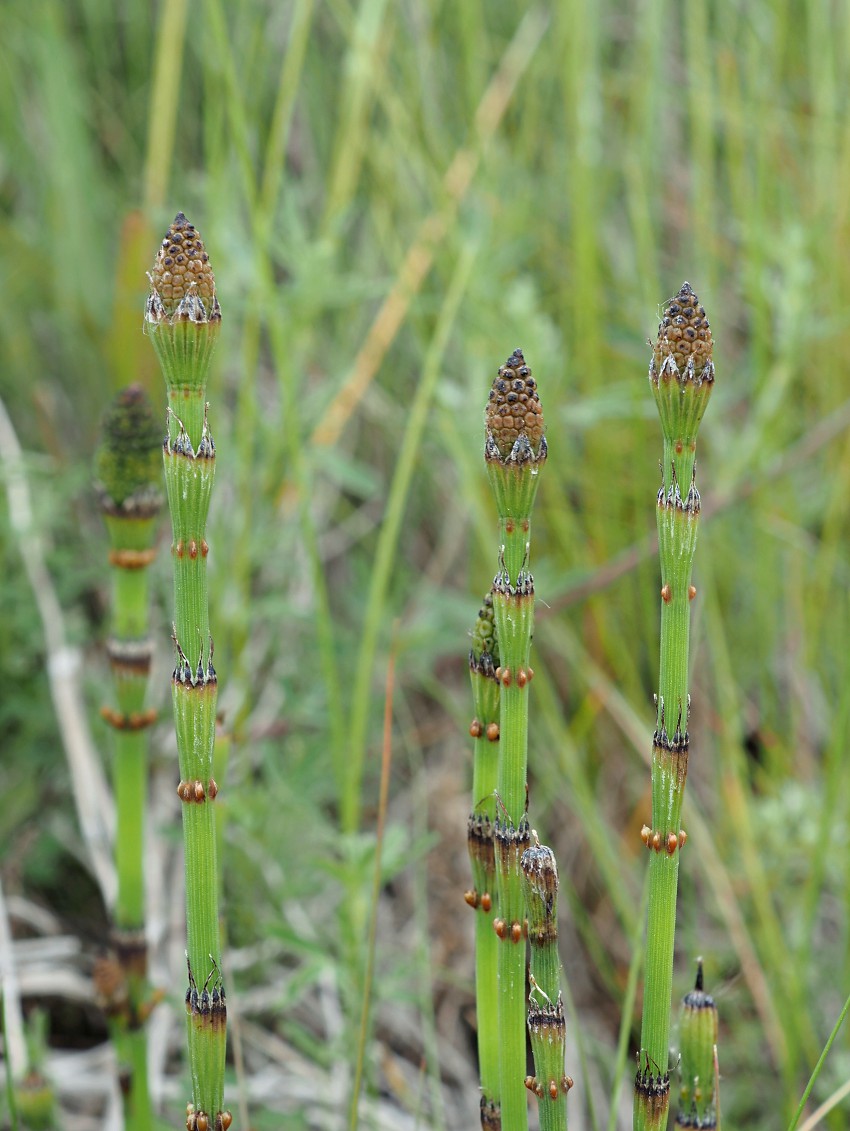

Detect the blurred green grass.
xmin=3 ymin=0 xmax=850 ymax=1126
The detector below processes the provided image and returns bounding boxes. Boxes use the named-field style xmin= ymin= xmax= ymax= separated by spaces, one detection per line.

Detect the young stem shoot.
xmin=468 ymin=594 xmax=503 ymax=1127
xmin=94 ymin=384 xmax=163 ymax=1131
xmin=635 ymin=285 xmax=714 ymax=1131
xmin=522 ymin=841 xmax=570 ymax=1131
xmin=675 ymin=960 xmax=719 ymax=1127
xmin=485 ymin=349 xmax=546 ymax=1131
xmin=144 ymin=214 xmax=232 ymax=1131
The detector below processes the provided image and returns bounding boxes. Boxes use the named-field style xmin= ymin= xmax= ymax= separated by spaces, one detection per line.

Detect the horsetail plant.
xmin=144 ymin=213 xmax=232 ymax=1131
xmin=635 ymin=284 xmax=714 ymax=1131
xmin=675 ymin=961 xmax=719 ymax=1128
xmin=466 ymin=593 xmax=502 ymax=1129
xmin=485 ymin=349 xmax=546 ymax=1131
xmin=93 ymin=383 xmax=163 ymax=1130
xmin=521 ymin=840 xmax=571 ymax=1130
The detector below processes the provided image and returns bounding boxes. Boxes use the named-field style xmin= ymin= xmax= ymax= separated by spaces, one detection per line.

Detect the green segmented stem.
xmin=675 ymin=961 xmax=719 ymax=1127
xmin=475 ymin=911 xmax=501 ymax=1130
xmin=164 ymin=417 xmax=214 ymax=647
xmin=493 ymin=815 xmax=531 ymax=1131
xmin=145 ymin=213 xmax=229 ymax=1126
xmin=491 ymin=519 xmax=537 ymax=1131
xmin=484 ymin=348 xmax=547 ymax=1131
xmin=468 ymin=595 xmax=502 ymax=1123
xmin=113 ymin=726 xmax=147 ymax=931
xmin=109 ymin=564 xmax=154 ymax=934
xmin=95 ymin=385 xmax=163 ymax=1131
xmin=492 ymin=572 xmax=534 ymax=826
xmin=522 ymin=843 xmax=569 ymax=1131
xmin=635 ymin=285 xmax=714 ymax=1131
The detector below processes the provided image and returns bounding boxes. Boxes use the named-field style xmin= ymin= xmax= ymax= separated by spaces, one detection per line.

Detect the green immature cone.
xmin=94 ymin=385 xmax=162 ymax=725
xmin=675 ymin=963 xmax=718 ymax=1129
xmin=145 ymin=214 xmax=228 ymax=1128
xmin=95 ymin=384 xmax=163 ymax=529
xmin=468 ymin=595 xmax=502 ymax=1127
xmin=470 ymin=592 xmax=500 ymax=735
xmin=636 ymin=286 xmax=714 ymax=1131
xmin=522 ymin=842 xmax=570 ymax=1131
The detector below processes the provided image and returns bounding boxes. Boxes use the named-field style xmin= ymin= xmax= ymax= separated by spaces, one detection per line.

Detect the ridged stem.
xmin=635 ymin=285 xmax=714 ymax=1131
xmin=484 ymin=348 xmax=547 ymax=1131
xmin=522 ymin=843 xmax=569 ymax=1131
xmin=493 ymin=575 xmax=534 ymax=826
xmin=640 ymin=485 xmax=699 ymax=1087
xmin=105 ymin=622 xmax=156 ymax=1131
xmin=165 ymin=410 xmax=225 ymax=1124
xmin=675 ymin=961 xmax=718 ymax=1127
xmin=472 ymin=748 xmax=500 ymax=1118
xmin=492 ymin=574 xmax=534 ymax=1131
xmin=145 ymin=213 xmax=230 ymax=1130
xmin=468 ymin=596 xmax=502 ymax=1125
xmin=95 ymin=385 xmax=163 ymax=1131
xmin=494 ymin=816 xmax=531 ymax=1131
xmin=113 ymin=728 xmax=147 ymax=930
xmin=121 ymin=1029 xmax=152 ymax=1131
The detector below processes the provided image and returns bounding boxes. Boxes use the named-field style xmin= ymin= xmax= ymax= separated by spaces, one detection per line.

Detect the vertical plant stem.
xmin=676 ymin=961 xmax=719 ymax=1126
xmin=467 ymin=595 xmax=502 ymax=1126
xmin=484 ymin=350 xmax=547 ymax=1131
xmin=475 ymin=881 xmax=501 ymax=1127
xmin=635 ymin=285 xmax=714 ymax=1131
xmin=492 ymin=579 xmax=533 ymax=1131
xmin=94 ymin=386 xmax=164 ymax=1131
xmin=144 ymin=214 xmax=231 ymax=1131
xmin=521 ymin=842 xmax=569 ymax=1131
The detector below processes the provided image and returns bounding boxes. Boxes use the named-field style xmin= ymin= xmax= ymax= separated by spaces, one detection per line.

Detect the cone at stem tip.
xmin=485 ymin=349 xmax=547 ymax=530
xmin=651 ymin=283 xmax=713 ymax=383
xmin=145 ymin=213 xmax=221 ymax=325
xmin=485 ymin=348 xmax=546 ymax=465
xmin=145 ymin=214 xmax=221 ymax=411
xmin=649 ymin=283 xmax=714 ymax=449
xmin=94 ymin=385 xmax=163 ymax=516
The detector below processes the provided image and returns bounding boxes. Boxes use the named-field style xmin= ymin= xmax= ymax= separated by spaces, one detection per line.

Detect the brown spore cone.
xmin=149 ymin=213 xmax=217 ymax=318
xmin=485 ymin=348 xmax=545 ymax=460
xmin=652 ymin=282 xmax=713 ymax=379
